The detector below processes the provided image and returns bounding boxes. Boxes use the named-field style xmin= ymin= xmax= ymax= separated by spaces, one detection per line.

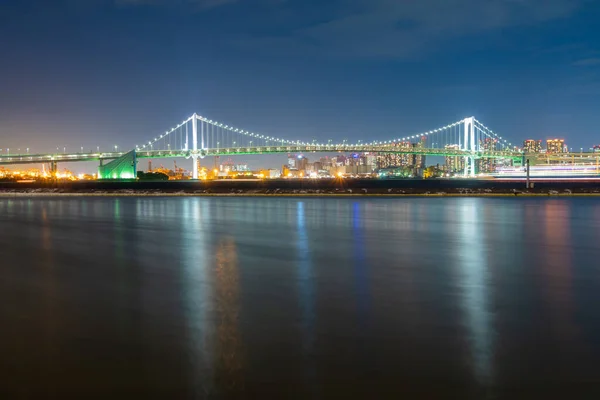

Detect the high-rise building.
xmin=365 ymin=153 xmax=377 ymax=168
xmin=477 ymin=138 xmax=497 ymax=174
xmin=413 ymin=136 xmax=427 ymax=169
xmin=376 ymin=141 xmax=413 ymax=169
xmin=444 ymin=144 xmax=465 ymax=174
xmin=546 ymin=139 xmax=566 ymax=153
xmin=296 ymin=155 xmax=308 ymax=172
xmin=523 ymin=139 xmax=542 ymax=153
xmin=375 ymin=139 xmax=426 ymax=172
xmin=287 ymin=154 xmax=297 ymax=169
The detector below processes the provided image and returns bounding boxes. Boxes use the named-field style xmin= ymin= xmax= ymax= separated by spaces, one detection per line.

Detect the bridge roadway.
xmin=0 ymin=145 xmax=597 ymax=166
xmin=0 ymin=145 xmax=524 ymax=165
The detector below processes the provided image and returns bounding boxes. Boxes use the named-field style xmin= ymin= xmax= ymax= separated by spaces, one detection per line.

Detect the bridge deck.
xmin=0 ymin=146 xmax=597 ymax=166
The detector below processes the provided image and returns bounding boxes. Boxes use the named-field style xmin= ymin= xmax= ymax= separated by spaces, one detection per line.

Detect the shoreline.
xmin=1 ymin=191 xmax=598 ymax=198
xmin=1 ymin=178 xmax=599 ymax=198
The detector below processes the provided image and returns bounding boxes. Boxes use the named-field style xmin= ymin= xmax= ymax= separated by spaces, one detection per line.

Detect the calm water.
xmin=2 ymin=197 xmax=600 ymax=398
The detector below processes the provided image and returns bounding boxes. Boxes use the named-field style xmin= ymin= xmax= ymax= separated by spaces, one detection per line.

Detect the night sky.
xmin=1 ymin=0 xmax=600 ymax=169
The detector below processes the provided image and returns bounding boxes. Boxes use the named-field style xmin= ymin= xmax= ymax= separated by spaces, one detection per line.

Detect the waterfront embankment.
xmin=1 ymin=178 xmax=600 ymax=197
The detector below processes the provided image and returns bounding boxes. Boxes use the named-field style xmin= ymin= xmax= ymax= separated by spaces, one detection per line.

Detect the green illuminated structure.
xmin=98 ymin=150 xmax=137 ymax=180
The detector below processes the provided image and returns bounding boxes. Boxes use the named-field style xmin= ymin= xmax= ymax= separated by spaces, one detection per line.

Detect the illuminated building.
xmin=296 ymin=155 xmax=308 ymax=172
xmin=444 ymin=144 xmax=465 ymax=173
xmin=219 ymin=160 xmax=249 ymax=173
xmin=376 ymin=141 xmax=412 ymax=168
xmin=233 ymin=164 xmax=249 ymax=172
xmin=477 ymin=138 xmax=497 ymax=174
xmin=365 ymin=153 xmax=377 ymax=168
xmin=376 ymin=139 xmax=426 ymax=171
xmin=546 ymin=139 xmax=566 ymax=153
xmin=523 ymin=139 xmax=542 ymax=153
xmin=319 ymin=156 xmax=331 ymax=169
xmin=413 ymin=136 xmax=427 ymax=170
xmin=287 ymin=154 xmax=297 ymax=169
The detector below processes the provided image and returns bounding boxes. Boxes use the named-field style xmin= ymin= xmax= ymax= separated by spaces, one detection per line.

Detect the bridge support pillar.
xmin=462 ymin=117 xmax=476 ymax=177
xmin=50 ymin=161 xmax=58 ymax=178
xmin=192 ymin=113 xmax=199 ymax=180
xmin=463 ymin=156 xmax=476 ymax=177
xmin=191 ymin=155 xmax=199 ymax=180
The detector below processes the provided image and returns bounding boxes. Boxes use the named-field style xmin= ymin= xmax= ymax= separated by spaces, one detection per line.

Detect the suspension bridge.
xmin=0 ymin=114 xmax=591 ymax=179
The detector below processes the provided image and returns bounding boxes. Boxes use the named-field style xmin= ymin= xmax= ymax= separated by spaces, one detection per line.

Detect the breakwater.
xmin=1 ymin=178 xmax=600 ymax=196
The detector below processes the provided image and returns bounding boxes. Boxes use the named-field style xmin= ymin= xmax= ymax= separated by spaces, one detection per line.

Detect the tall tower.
xmin=462 ymin=117 xmax=476 ymax=177
xmin=192 ymin=114 xmax=199 ymax=179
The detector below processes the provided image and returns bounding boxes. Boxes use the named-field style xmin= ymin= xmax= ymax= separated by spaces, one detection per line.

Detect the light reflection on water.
xmin=2 ymin=197 xmax=600 ymax=398
xmin=456 ymin=199 xmax=494 ymax=385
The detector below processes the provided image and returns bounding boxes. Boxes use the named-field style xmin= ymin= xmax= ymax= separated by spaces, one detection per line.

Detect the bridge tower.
xmin=463 ymin=117 xmax=476 ymax=177
xmin=192 ymin=113 xmax=199 ymax=179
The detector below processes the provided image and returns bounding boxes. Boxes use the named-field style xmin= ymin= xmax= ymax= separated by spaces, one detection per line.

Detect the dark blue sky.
xmin=1 ymin=0 xmax=600 ymax=163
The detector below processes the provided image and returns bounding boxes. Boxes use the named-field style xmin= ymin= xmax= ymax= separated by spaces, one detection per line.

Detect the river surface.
xmin=1 ymin=197 xmax=600 ymax=398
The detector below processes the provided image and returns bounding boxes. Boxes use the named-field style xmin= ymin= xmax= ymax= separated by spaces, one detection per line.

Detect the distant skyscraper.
xmin=444 ymin=144 xmax=465 ymax=174
xmin=296 ymin=155 xmax=308 ymax=172
xmin=376 ymin=141 xmax=413 ymax=168
xmin=546 ymin=139 xmax=566 ymax=153
xmin=413 ymin=136 xmax=427 ymax=169
xmin=523 ymin=139 xmax=542 ymax=153
xmin=365 ymin=153 xmax=377 ymax=168
xmin=287 ymin=154 xmax=297 ymax=169
xmin=477 ymin=138 xmax=497 ymax=173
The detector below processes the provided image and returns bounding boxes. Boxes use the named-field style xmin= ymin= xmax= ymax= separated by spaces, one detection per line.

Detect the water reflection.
xmin=457 ymin=200 xmax=494 ymax=384
xmin=352 ymin=202 xmax=370 ymax=324
xmin=41 ymin=206 xmax=52 ymax=251
xmin=113 ymin=199 xmax=124 ymax=262
xmin=542 ymin=201 xmax=578 ymax=341
xmin=296 ymin=202 xmax=317 ymax=393
xmin=214 ymin=238 xmax=244 ymax=393
xmin=181 ymin=199 xmax=213 ymax=396
xmin=296 ymin=202 xmax=315 ymax=351
xmin=4 ymin=197 xmax=600 ymax=397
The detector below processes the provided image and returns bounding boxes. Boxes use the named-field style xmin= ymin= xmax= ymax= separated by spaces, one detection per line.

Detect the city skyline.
xmin=1 ymin=0 xmax=600 ymax=167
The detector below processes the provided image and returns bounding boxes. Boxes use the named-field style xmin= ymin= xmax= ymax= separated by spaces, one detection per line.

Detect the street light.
xmin=115 ymin=145 xmax=118 ymax=153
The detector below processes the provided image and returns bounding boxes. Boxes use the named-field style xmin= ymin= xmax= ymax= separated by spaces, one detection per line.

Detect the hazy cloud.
xmin=572 ymin=57 xmax=600 ymax=66
xmin=234 ymin=0 xmax=588 ymax=59
xmin=114 ymin=0 xmax=237 ymax=9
